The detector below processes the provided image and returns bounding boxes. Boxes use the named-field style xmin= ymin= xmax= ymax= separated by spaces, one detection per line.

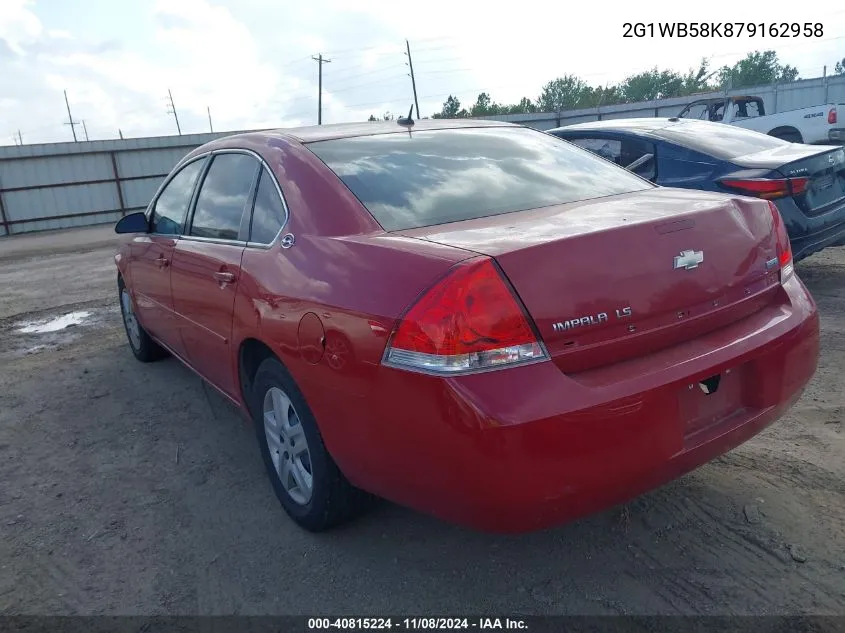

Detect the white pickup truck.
xmin=677 ymin=95 xmax=845 ymax=145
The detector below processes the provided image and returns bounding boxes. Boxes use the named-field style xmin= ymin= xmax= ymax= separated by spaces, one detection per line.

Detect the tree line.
xmin=418 ymin=50 xmax=813 ymax=119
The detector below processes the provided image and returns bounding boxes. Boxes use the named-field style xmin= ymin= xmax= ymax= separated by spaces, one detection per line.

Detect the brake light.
xmin=383 ymin=258 xmax=547 ymax=374
xmin=719 ymin=177 xmax=809 ymax=199
xmin=829 ymin=107 xmax=837 ymax=125
xmin=769 ymin=201 xmax=793 ymax=282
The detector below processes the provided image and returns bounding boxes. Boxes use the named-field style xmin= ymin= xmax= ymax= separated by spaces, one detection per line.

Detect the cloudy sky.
xmin=1 ymin=0 xmax=842 ymax=145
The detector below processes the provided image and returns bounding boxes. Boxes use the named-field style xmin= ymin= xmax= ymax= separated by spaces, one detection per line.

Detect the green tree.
xmin=470 ymin=92 xmax=507 ymax=116
xmin=718 ymin=50 xmax=799 ymax=88
xmin=592 ymin=85 xmax=624 ymax=106
xmin=835 ymin=58 xmax=845 ymax=75
xmin=622 ymin=68 xmax=684 ymax=101
xmin=680 ymin=59 xmax=716 ymax=95
xmin=621 ymin=59 xmax=714 ymax=101
xmin=367 ymin=114 xmax=377 ymax=121
xmin=537 ymin=75 xmax=593 ymax=111
xmin=432 ymin=95 xmax=462 ymax=118
xmin=507 ymin=97 xmax=537 ymax=114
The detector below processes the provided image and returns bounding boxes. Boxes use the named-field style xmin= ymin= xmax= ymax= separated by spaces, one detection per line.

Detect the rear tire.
xmin=250 ymin=357 xmax=371 ymax=531
xmin=118 ymin=277 xmax=168 ymax=363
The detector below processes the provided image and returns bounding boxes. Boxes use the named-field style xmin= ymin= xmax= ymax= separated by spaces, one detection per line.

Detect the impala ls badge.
xmin=674 ymin=249 xmax=704 ymax=270
xmin=552 ymin=306 xmax=632 ymax=332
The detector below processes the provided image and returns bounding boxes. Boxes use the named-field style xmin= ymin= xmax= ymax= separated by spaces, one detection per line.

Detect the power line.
xmin=327 ymin=74 xmax=407 ymax=95
xmin=324 ymin=63 xmax=407 ymax=86
xmin=312 ymin=53 xmax=332 ymax=125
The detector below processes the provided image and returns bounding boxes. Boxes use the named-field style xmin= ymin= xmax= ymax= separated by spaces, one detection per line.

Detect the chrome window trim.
xmin=145 ymin=147 xmax=291 ymax=250
xmin=244 ymin=163 xmax=291 ymax=250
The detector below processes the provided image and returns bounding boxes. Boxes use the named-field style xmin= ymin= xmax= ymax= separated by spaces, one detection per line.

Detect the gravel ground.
xmin=0 ymin=229 xmax=843 ymax=616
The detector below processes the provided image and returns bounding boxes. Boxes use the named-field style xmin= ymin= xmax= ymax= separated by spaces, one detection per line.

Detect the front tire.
xmin=250 ymin=357 xmax=371 ymax=531
xmin=118 ymin=278 xmax=168 ymax=363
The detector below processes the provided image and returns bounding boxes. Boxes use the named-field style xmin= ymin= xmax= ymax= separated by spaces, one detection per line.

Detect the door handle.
xmin=155 ymin=256 xmax=169 ymax=268
xmin=213 ymin=271 xmax=236 ymax=284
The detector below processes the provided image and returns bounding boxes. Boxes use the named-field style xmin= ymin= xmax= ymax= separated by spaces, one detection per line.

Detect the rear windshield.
xmin=651 ymin=121 xmax=789 ymax=159
xmin=307 ymin=126 xmax=653 ymax=231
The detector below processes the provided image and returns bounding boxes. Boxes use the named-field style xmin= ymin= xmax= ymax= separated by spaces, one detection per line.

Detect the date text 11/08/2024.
xmin=307 ymin=618 xmax=528 ymax=630
xmin=623 ymin=22 xmax=823 ymax=37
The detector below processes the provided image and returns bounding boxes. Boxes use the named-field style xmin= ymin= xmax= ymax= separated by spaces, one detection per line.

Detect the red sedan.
xmin=114 ymin=119 xmax=819 ymax=533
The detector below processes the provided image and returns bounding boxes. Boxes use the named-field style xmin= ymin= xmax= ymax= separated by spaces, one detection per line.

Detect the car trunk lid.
xmin=397 ymin=189 xmax=783 ymax=373
xmin=733 ymin=144 xmax=845 ymax=216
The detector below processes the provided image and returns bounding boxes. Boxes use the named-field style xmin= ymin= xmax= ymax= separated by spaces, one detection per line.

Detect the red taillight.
xmin=719 ymin=177 xmax=809 ymax=199
xmin=384 ymin=258 xmax=547 ymax=374
xmin=768 ymin=201 xmax=794 ymax=282
xmin=829 ymin=107 xmax=837 ymax=125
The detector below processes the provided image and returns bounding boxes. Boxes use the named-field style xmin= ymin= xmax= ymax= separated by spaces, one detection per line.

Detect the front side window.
xmin=249 ymin=169 xmax=286 ymax=244
xmin=190 ymin=153 xmax=258 ymax=241
xmin=308 ymin=126 xmax=652 ymax=231
xmin=151 ymin=158 xmax=205 ymax=235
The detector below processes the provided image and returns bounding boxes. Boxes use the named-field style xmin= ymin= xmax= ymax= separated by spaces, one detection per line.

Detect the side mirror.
xmin=115 ymin=211 xmax=149 ymax=234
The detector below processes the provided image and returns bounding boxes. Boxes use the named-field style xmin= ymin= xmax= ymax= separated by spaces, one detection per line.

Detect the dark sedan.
xmin=549 ymin=118 xmax=845 ymax=261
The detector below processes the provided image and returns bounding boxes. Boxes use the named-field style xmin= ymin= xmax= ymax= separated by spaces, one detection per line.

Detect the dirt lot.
xmin=0 ymin=227 xmax=843 ymax=616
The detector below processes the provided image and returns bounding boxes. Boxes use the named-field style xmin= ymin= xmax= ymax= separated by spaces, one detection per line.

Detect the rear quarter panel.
xmin=228 ymin=135 xmax=474 ymax=483
xmin=656 ymin=141 xmax=721 ymax=190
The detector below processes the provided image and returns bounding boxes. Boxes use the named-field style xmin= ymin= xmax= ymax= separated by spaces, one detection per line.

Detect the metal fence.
xmin=0 ymin=130 xmax=257 ymax=236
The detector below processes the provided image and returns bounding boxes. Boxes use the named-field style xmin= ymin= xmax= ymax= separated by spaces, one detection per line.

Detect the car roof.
xmin=207 ymin=118 xmax=516 ymax=147
xmin=549 ymin=117 xmax=746 ymax=138
xmin=549 ymin=118 xmax=681 ymax=135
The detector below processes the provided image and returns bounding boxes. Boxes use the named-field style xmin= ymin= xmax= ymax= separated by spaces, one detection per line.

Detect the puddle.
xmin=15 ymin=311 xmax=92 ymax=334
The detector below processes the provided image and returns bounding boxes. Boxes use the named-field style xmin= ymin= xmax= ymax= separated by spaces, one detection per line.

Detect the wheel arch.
xmin=237 ymin=337 xmax=281 ymax=410
xmin=768 ymin=126 xmax=803 ymax=142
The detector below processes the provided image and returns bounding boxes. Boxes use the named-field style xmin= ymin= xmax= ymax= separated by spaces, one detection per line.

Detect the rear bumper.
xmin=828 ymin=128 xmax=845 ymax=142
xmin=774 ymin=197 xmax=845 ymax=261
xmin=329 ymin=276 xmax=819 ymax=533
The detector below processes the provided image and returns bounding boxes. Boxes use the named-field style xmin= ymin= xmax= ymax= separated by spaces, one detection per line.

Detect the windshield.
xmin=652 ymin=120 xmax=790 ymax=159
xmin=307 ymin=126 xmax=653 ymax=231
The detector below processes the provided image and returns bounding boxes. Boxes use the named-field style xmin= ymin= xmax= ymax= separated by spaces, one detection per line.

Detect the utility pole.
xmin=312 ymin=53 xmax=331 ymax=125
xmin=119 ymin=129 xmax=124 ymax=140
xmin=166 ymin=88 xmax=182 ymax=135
xmin=207 ymin=106 xmax=213 ymax=132
xmin=17 ymin=130 xmax=23 ymax=145
xmin=81 ymin=120 xmax=89 ymax=141
xmin=63 ymin=90 xmax=79 ymax=142
xmin=405 ymin=40 xmax=420 ymax=119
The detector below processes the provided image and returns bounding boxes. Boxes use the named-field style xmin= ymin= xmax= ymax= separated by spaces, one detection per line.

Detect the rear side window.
xmin=568 ymin=136 xmax=656 ymax=182
xmin=653 ymin=121 xmax=788 ymax=159
xmin=307 ymin=126 xmax=653 ymax=231
xmin=569 ymin=138 xmax=622 ymax=164
xmin=190 ymin=153 xmax=258 ymax=241
xmin=151 ymin=158 xmax=205 ymax=235
xmin=249 ymin=169 xmax=286 ymax=244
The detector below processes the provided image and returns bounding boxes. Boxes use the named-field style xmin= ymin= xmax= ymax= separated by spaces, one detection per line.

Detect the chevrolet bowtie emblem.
xmin=674 ymin=249 xmax=704 ymax=270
